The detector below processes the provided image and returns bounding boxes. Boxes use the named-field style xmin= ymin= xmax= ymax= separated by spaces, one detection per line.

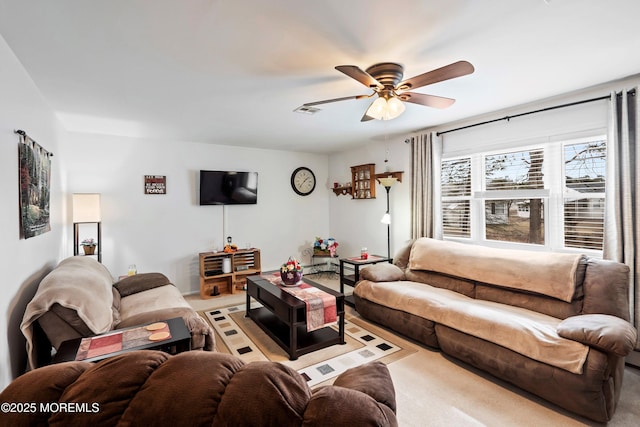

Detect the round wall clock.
xmin=291 ymin=167 xmax=316 ymax=196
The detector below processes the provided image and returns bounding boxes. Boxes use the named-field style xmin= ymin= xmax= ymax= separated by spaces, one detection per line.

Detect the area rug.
xmin=200 ymin=302 xmax=415 ymax=387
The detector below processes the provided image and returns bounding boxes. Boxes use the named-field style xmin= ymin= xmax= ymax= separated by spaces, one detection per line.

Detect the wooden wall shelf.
xmin=331 ymin=169 xmax=404 ymax=198
xmin=332 ymin=185 xmax=352 ymax=196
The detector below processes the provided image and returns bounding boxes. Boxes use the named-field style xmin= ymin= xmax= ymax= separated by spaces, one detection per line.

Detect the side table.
xmin=339 ymin=255 xmax=391 ymax=307
xmin=52 ymin=317 xmax=191 ymax=363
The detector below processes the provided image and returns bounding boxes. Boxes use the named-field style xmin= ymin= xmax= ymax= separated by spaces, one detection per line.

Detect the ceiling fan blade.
xmin=396 ymin=60 xmax=474 ymax=91
xmin=360 ymin=99 xmax=377 ymax=122
xmin=399 ymin=92 xmax=456 ymax=109
xmin=303 ymin=94 xmax=370 ymax=107
xmin=336 ymin=65 xmax=384 ymax=90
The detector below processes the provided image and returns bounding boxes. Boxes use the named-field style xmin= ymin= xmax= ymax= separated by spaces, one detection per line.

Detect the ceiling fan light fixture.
xmin=386 ymin=97 xmax=405 ymax=119
xmin=365 ymin=96 xmax=405 ymax=121
xmin=365 ymin=97 xmax=388 ymax=120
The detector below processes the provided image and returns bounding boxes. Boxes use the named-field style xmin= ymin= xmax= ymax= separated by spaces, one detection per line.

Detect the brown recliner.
xmin=0 ymin=350 xmax=397 ymax=427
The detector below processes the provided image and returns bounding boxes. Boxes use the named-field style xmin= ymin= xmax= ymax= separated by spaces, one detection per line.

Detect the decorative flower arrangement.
xmin=313 ymin=237 xmax=339 ymax=257
xmin=280 ymin=256 xmax=303 ymax=286
xmin=81 ymin=238 xmax=96 ymax=247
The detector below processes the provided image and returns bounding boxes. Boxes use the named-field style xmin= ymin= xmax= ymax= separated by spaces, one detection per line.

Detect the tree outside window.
xmin=439 ymin=136 xmax=606 ymax=252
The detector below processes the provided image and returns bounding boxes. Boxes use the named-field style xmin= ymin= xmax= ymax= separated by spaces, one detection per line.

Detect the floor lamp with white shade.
xmin=378 ymin=176 xmax=397 ymax=260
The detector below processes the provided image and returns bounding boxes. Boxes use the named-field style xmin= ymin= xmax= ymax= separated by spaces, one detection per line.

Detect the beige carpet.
xmin=200 ymin=303 xmax=416 ymax=387
xmin=186 ymin=273 xmax=640 ymax=426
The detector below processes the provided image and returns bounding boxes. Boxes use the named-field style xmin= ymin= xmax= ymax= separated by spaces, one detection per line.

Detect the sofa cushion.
xmin=408 ymin=237 xmax=583 ymax=302
xmin=557 ymin=314 xmax=638 ymax=357
xmin=392 ymin=239 xmax=414 ymax=270
xmin=113 ymin=272 xmax=172 ymax=297
xmin=125 ymin=352 xmax=242 ymax=425
xmin=332 ymin=361 xmax=397 ymax=413
xmin=360 ymin=263 xmax=405 ymax=282
xmin=305 ymin=385 xmax=398 ymax=426
xmin=355 ymin=280 xmax=589 ymax=374
xmin=118 ymin=284 xmax=191 ymax=321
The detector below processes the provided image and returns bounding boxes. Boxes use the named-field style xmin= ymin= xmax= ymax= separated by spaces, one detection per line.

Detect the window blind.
xmin=563 ymin=141 xmax=606 ymax=250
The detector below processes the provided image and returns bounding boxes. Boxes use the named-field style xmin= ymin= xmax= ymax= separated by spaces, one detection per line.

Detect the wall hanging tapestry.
xmin=17 ymin=130 xmax=52 ymax=239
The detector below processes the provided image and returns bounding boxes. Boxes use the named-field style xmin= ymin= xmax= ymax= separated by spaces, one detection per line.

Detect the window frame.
xmin=561 ymin=138 xmax=607 ymax=251
xmin=440 ymin=135 xmax=606 ymax=256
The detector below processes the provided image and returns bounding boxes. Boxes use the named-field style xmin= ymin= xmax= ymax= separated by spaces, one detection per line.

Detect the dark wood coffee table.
xmin=52 ymin=317 xmax=191 ymax=363
xmin=246 ymin=275 xmax=345 ymax=360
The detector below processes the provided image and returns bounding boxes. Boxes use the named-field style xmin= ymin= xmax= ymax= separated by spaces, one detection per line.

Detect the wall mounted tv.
xmin=199 ymin=170 xmax=258 ymax=205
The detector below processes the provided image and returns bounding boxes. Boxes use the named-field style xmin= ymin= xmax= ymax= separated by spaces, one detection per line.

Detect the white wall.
xmin=328 ymin=138 xmax=412 ymax=260
xmin=59 ymin=133 xmax=330 ymax=294
xmin=0 ymin=34 xmax=67 ymax=388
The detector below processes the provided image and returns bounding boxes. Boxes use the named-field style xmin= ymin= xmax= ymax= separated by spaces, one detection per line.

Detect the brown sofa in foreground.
xmin=0 ymin=350 xmax=397 ymax=427
xmin=21 ymin=256 xmax=215 ymax=369
xmin=354 ymin=237 xmax=637 ymax=423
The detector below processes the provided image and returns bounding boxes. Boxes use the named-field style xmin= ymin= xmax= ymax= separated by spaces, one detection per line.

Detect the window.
xmin=563 ymin=140 xmax=606 ymax=250
xmin=440 ymin=136 xmax=606 ymax=253
xmin=483 ymin=149 xmax=546 ymax=245
xmin=441 ymin=158 xmax=471 ymax=238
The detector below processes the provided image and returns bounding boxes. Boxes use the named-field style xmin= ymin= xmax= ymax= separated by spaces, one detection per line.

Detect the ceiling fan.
xmin=302 ymin=60 xmax=474 ymax=121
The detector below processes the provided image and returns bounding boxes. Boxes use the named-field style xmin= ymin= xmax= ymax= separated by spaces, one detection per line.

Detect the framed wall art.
xmin=144 ymin=175 xmax=166 ymax=194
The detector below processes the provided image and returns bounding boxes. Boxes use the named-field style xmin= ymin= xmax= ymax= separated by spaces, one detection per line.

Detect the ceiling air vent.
xmin=293 ymin=105 xmax=321 ymax=115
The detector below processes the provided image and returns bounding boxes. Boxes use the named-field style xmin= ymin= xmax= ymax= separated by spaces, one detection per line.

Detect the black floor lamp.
xmin=378 ymin=177 xmax=397 ymax=260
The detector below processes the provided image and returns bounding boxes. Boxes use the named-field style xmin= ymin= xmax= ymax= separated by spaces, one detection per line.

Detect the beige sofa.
xmin=0 ymin=350 xmax=398 ymax=426
xmin=21 ymin=256 xmax=214 ymax=370
xmin=354 ymin=237 xmax=637 ymax=422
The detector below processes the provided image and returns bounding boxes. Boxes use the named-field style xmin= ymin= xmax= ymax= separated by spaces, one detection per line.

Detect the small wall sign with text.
xmin=144 ymin=175 xmax=166 ymax=194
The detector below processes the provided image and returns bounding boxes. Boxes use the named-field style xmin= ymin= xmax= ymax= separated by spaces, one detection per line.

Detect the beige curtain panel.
xmin=604 ymin=88 xmax=639 ymax=362
xmin=410 ymin=132 xmax=441 ymax=239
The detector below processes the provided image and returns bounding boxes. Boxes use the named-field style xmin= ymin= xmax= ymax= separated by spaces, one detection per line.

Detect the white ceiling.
xmin=1 ymin=0 xmax=639 ymax=153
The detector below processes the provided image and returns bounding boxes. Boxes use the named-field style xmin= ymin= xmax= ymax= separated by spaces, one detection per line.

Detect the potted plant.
xmin=81 ymin=238 xmax=97 ymax=255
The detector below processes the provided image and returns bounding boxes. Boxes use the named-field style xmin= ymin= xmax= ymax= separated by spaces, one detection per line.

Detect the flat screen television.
xmin=199 ymin=170 xmax=258 ymax=205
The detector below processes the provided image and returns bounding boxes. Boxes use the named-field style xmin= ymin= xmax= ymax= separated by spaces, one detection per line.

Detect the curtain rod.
xmin=14 ymin=129 xmax=54 ymax=157
xmin=435 ymin=89 xmax=636 ymax=137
